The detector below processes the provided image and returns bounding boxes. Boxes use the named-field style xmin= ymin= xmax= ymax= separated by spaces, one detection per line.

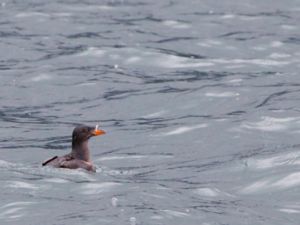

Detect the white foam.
xmin=74 ymin=46 xmax=293 ymax=69
xmin=77 ymin=47 xmax=106 ymax=56
xmin=111 ymin=197 xmax=118 ymax=207
xmin=142 ymin=110 xmax=167 ymax=118
xmin=205 ymin=92 xmax=239 ymax=97
xmin=151 ymin=215 xmax=164 ymax=220
xmin=126 ymin=56 xmax=141 ymax=63
xmin=214 ymin=58 xmax=290 ymax=66
xmin=241 ymin=172 xmax=300 ymax=194
xmin=0 ymin=207 xmax=23 ymax=218
xmin=15 ymin=12 xmax=50 ymax=18
xmin=1 ymin=202 xmax=35 ymax=209
xmin=80 ymin=182 xmax=121 ymax=195
xmin=279 ymin=208 xmax=300 ymax=214
xmin=76 ymin=82 xmax=96 ymax=86
xmin=227 ymin=79 xmax=243 ymax=84
xmin=158 ymin=55 xmax=214 ymax=68
xmin=96 ymin=155 xmax=146 ymax=161
xmin=252 ymin=46 xmax=267 ymax=51
xmin=40 ymin=166 xmax=96 ymax=182
xmin=43 ymin=178 xmax=69 ymax=183
xmin=162 ymin=124 xmax=207 ymax=136
xmin=0 ymin=202 xmax=35 ymax=220
xmin=270 ymin=41 xmax=284 ymax=48
xmin=240 ymin=180 xmax=270 ymax=194
xmin=7 ymin=181 xmax=39 ymax=190
xmin=130 ymin=217 xmax=136 ymax=225
xmin=68 ymin=5 xmax=113 ymax=11
xmin=279 ymin=204 xmax=300 ymax=214
xmin=269 ymin=53 xmax=291 ymax=59
xmin=194 ymin=188 xmax=220 ymax=197
xmin=272 ymin=172 xmax=300 ymax=189
xmin=30 ymin=74 xmax=52 ymax=82
xmin=281 ymin=25 xmax=297 ymax=30
xmin=162 ymin=20 xmax=190 ymax=29
xmin=0 ymin=159 xmax=14 ymax=168
xmin=162 ymin=209 xmax=189 ymax=217
xmin=242 ymin=117 xmax=298 ymax=132
xmin=221 ymin=14 xmax=236 ymax=19
xmin=247 ymin=152 xmax=300 ymax=170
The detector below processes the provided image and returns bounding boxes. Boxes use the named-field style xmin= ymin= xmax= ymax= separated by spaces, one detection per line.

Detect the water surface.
xmin=1 ymin=0 xmax=300 ymax=224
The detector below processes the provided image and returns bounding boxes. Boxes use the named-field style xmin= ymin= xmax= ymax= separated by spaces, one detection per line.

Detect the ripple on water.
xmin=161 ymin=209 xmax=189 ymax=218
xmin=279 ymin=204 xmax=300 ymax=214
xmin=205 ymin=92 xmax=240 ymax=98
xmin=162 ymin=20 xmax=191 ymax=29
xmin=29 ymin=74 xmax=52 ymax=82
xmin=241 ymin=116 xmax=300 ymax=132
xmin=79 ymin=182 xmax=122 ymax=195
xmin=240 ymin=172 xmax=300 ymax=194
xmin=95 ymin=154 xmax=173 ymax=162
xmin=0 ymin=202 xmax=36 ymax=220
xmin=160 ymin=124 xmax=208 ymax=136
xmin=6 ymin=181 xmax=39 ymax=190
xmin=194 ymin=188 xmax=221 ymax=197
xmin=246 ymin=151 xmax=300 ymax=170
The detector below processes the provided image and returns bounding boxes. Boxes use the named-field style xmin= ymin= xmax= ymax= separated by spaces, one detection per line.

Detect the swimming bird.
xmin=42 ymin=125 xmax=105 ymax=172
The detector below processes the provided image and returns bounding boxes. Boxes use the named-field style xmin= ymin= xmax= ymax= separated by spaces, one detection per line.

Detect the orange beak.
xmin=92 ymin=128 xmax=106 ymax=136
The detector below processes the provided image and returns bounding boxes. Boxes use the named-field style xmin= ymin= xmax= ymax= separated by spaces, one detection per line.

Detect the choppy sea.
xmin=1 ymin=0 xmax=300 ymax=224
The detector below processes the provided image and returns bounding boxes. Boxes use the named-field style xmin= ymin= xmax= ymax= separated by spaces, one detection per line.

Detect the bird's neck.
xmin=71 ymin=141 xmax=91 ymax=162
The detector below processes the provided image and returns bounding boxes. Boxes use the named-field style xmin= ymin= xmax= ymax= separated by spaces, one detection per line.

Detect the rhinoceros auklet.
xmin=42 ymin=125 xmax=105 ymax=172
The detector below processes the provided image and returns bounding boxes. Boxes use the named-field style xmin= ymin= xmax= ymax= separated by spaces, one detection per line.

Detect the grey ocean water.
xmin=1 ymin=0 xmax=300 ymax=224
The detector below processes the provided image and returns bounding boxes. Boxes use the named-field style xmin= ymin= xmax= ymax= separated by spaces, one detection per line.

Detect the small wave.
xmin=161 ymin=209 xmax=189 ymax=217
xmin=30 ymin=74 xmax=52 ymax=82
xmin=221 ymin=14 xmax=236 ymax=19
xmin=241 ymin=116 xmax=300 ymax=132
xmin=42 ymin=178 xmax=70 ymax=183
xmin=279 ymin=204 xmax=300 ymax=214
xmin=241 ymin=172 xmax=300 ymax=194
xmin=39 ymin=166 xmax=97 ymax=182
xmin=66 ymin=5 xmax=114 ymax=12
xmin=279 ymin=208 xmax=300 ymax=214
xmin=0 ymin=160 xmax=96 ymax=183
xmin=212 ymin=58 xmax=290 ymax=66
xmin=96 ymin=155 xmax=147 ymax=161
xmin=194 ymin=187 xmax=234 ymax=198
xmin=194 ymin=188 xmax=220 ymax=197
xmin=162 ymin=20 xmax=191 ymax=29
xmin=269 ymin=53 xmax=291 ymax=59
xmin=95 ymin=154 xmax=173 ymax=162
xmin=197 ymin=39 xmax=223 ymax=47
xmin=79 ymin=182 xmax=121 ymax=195
xmin=142 ymin=110 xmax=167 ymax=118
xmin=0 ymin=201 xmax=36 ymax=221
xmin=245 ymin=151 xmax=300 ymax=170
xmin=270 ymin=41 xmax=284 ymax=48
xmin=0 ymin=159 xmax=14 ymax=168
xmin=205 ymin=92 xmax=239 ymax=97
xmin=6 ymin=181 xmax=39 ymax=190
xmin=76 ymin=47 xmax=106 ymax=57
xmin=15 ymin=12 xmax=50 ymax=18
xmin=280 ymin=25 xmax=297 ymax=30
xmin=160 ymin=124 xmax=207 ymax=136
xmin=0 ymin=207 xmax=24 ymax=220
